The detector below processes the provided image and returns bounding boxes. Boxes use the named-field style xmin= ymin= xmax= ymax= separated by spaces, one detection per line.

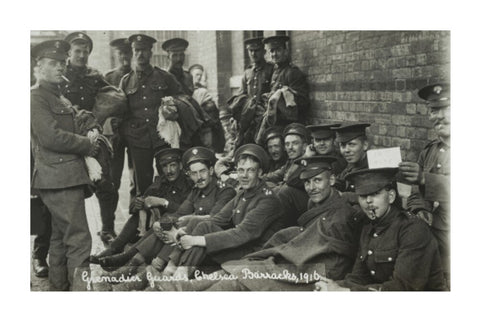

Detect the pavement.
xmin=30 ymin=156 xmax=132 ymax=291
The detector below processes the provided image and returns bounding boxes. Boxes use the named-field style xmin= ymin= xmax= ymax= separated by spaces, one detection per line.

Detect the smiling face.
xmin=188 ymin=161 xmax=213 ymax=190
xmin=429 ymin=106 xmax=450 ymax=139
xmin=68 ymin=42 xmax=90 ymax=67
xmin=358 ymin=187 xmax=396 ymax=221
xmin=160 ymin=161 xmax=182 ymax=182
xmin=36 ymin=57 xmax=66 ymax=84
xmin=236 ymin=157 xmax=262 ymax=191
xmin=284 ymin=134 xmax=307 ymax=160
xmin=339 ymin=137 xmax=368 ymax=164
xmin=304 ymin=171 xmax=335 ymax=204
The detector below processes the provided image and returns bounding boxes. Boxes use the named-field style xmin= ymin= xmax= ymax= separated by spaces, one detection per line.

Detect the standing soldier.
xmin=399 ymin=83 xmax=451 ymax=287
xmin=31 ymin=40 xmax=99 ymax=290
xmin=256 ymin=35 xmax=309 ymax=139
xmin=162 ymin=38 xmax=194 ymax=95
xmin=229 ymin=37 xmax=274 ymax=146
xmin=60 ymin=31 xmax=117 ymax=245
xmin=119 ymin=34 xmax=183 ymax=196
xmin=105 ymin=38 xmax=132 ymax=87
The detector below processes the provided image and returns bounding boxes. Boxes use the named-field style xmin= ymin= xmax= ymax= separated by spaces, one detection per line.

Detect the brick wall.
xmin=290 ymin=30 xmax=450 ymax=161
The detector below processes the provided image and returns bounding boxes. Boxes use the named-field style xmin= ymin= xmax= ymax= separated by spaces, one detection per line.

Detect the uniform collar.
xmin=274 ymin=59 xmax=290 ymax=69
xmin=240 ymin=179 xmax=268 ymax=199
xmin=365 ymin=205 xmax=401 ymax=236
xmin=38 ymin=79 xmax=62 ymax=97
xmin=135 ymin=64 xmax=153 ymax=79
xmin=252 ymin=59 xmax=267 ymax=71
xmin=345 ymin=154 xmax=368 ymax=172
xmin=67 ymin=62 xmax=88 ymax=75
xmin=196 ymin=177 xmax=218 ymax=197
xmin=119 ymin=65 xmax=132 ymax=74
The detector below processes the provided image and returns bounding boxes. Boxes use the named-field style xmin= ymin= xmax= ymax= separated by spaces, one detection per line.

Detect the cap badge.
xmin=54 ymin=41 xmax=60 ymax=48
xmin=433 ymin=85 xmax=442 ymax=94
xmin=193 ymin=149 xmax=198 ymax=155
xmin=137 ymin=35 xmax=142 ymax=41
xmin=78 ymin=33 xmax=84 ymax=38
xmin=301 ymin=159 xmax=307 ymax=166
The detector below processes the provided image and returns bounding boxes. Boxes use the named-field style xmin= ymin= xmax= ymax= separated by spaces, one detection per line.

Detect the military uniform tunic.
xmin=31 ymin=80 xmax=93 ymax=290
xmin=338 ymin=206 xmax=446 ymax=291
xmin=169 ymin=67 xmax=194 ymax=96
xmin=178 ymin=180 xmax=283 ymax=266
xmin=407 ymin=138 xmax=450 ymax=280
xmin=61 ymin=63 xmax=109 ymax=111
xmin=119 ymin=64 xmax=183 ymax=194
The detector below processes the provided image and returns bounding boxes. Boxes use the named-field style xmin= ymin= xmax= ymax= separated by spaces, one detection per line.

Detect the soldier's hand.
xmin=304 ymin=144 xmax=316 ymax=157
xmin=177 ymin=214 xmax=195 ymax=223
xmin=417 ymin=210 xmax=433 ymax=226
xmin=179 ymin=235 xmax=206 ymax=250
xmin=144 ymin=196 xmax=167 ymax=209
xmin=132 ymin=197 xmax=145 ymax=212
xmin=151 ymin=257 xmax=167 ymax=271
xmin=399 ymin=162 xmax=425 ymax=185
xmin=88 ymin=140 xmax=101 ymax=157
xmin=152 ymin=221 xmax=163 ymax=238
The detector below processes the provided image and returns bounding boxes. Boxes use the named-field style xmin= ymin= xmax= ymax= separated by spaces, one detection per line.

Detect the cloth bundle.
xmin=157 ymin=96 xmax=182 ymax=148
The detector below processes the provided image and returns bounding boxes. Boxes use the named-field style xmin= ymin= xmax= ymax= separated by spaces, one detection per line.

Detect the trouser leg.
xmin=33 ymin=204 xmax=51 ymax=260
xmin=39 ymin=186 xmax=91 ymax=291
xmin=128 ymin=145 xmax=155 ymax=195
xmin=109 ymin=214 xmax=140 ymax=252
xmin=178 ymin=221 xmax=224 ymax=267
xmin=431 ymin=227 xmax=450 ymax=286
xmin=95 ymin=178 xmax=117 ymax=232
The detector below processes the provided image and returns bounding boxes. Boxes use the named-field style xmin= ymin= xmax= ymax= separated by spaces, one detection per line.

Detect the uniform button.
xmin=359 ymin=255 xmax=364 ymax=260
xmin=373 ymin=233 xmax=378 ymax=238
xmin=59 ymin=158 xmax=63 ymax=162
xmin=322 ymin=217 xmax=326 ymax=221
xmin=143 ymin=96 xmax=147 ymax=100
xmin=201 ymin=194 xmax=205 ymax=198
xmin=236 ymin=210 xmax=240 ymax=213
xmin=146 ymin=119 xmax=149 ymax=122
xmin=440 ymin=148 xmax=445 ymax=153
xmin=142 ymin=85 xmax=146 ymax=89
xmin=388 ymin=257 xmax=393 ymax=262
xmin=199 ymin=207 xmax=203 ymax=211
xmin=252 ymin=95 xmax=256 ymax=99
xmin=67 ymin=90 xmax=70 ymax=93
xmin=370 ymin=270 xmax=376 ymax=276
xmin=60 ymin=110 xmax=64 ymax=113
xmin=80 ymin=86 xmax=83 ymax=90
xmin=65 ymin=84 xmax=69 ymax=88
xmin=350 ymin=185 xmax=355 ymax=189
xmin=172 ymin=190 xmax=176 ymax=194
xmin=242 ymin=198 xmax=246 ymax=201
xmin=299 ymin=227 xmax=304 ymax=232
xmin=80 ymin=97 xmax=84 ymax=100
xmin=437 ymin=164 xmax=442 ymax=168
xmin=367 ymin=250 xmax=373 ymax=255
xmin=144 ymin=107 xmax=148 ymax=111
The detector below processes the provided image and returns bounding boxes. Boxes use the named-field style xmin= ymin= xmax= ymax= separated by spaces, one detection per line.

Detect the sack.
xmin=93 ymin=86 xmax=128 ymax=125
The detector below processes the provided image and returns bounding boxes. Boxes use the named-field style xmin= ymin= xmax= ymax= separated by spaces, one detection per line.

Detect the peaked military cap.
xmin=31 ymin=40 xmax=70 ymax=61
xmin=234 ymin=143 xmax=270 ymax=171
xmin=263 ymin=126 xmax=283 ymax=144
xmin=109 ymin=38 xmax=131 ymax=52
xmin=128 ymin=34 xmax=157 ymax=49
xmin=345 ymin=167 xmax=398 ymax=196
xmin=182 ymin=146 xmax=216 ymax=167
xmin=154 ymin=148 xmax=183 ymax=165
xmin=307 ymin=123 xmax=341 ymax=139
xmin=418 ymin=83 xmax=450 ymax=109
xmin=296 ymin=156 xmax=338 ymax=180
xmin=263 ymin=35 xmax=290 ymax=49
xmin=162 ymin=38 xmax=189 ymax=52
xmin=333 ymin=123 xmax=371 ymax=143
xmin=64 ymin=32 xmax=93 ymax=52
xmin=283 ymin=122 xmax=310 ymax=141
xmin=244 ymin=37 xmax=264 ymax=50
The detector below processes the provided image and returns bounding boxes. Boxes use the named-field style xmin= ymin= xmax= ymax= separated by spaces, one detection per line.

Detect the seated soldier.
xmin=262 ymin=126 xmax=288 ymax=174
xmin=315 ymin=167 xmax=446 ymax=291
xmin=332 ymin=123 xmax=371 ymax=205
xmin=148 ymin=156 xmax=362 ymax=291
xmin=264 ymin=123 xmax=311 ymax=226
xmin=97 ymin=147 xmax=236 ymax=291
xmin=164 ymin=144 xmax=284 ymax=280
xmin=90 ymin=148 xmax=193 ymax=267
xmin=304 ymin=123 xmax=347 ymax=176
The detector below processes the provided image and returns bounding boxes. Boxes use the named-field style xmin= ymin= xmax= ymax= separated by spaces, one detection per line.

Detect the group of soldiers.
xmin=30 ymin=31 xmax=450 ymax=291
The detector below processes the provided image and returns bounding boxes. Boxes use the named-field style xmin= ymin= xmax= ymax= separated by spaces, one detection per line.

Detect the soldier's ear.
xmin=209 ymin=166 xmax=214 ymax=176
xmin=387 ymin=189 xmax=396 ymax=204
xmin=329 ymin=173 xmax=336 ymax=187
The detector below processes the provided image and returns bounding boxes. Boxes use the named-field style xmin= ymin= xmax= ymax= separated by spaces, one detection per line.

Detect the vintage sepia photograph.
xmin=30 ymin=29 xmax=451 ymax=293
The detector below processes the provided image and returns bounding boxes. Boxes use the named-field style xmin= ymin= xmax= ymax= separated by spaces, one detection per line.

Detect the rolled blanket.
xmin=157 ymin=97 xmax=182 ymax=148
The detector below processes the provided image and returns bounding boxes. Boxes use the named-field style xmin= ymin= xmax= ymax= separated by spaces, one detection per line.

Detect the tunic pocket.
xmin=374 ymin=249 xmax=398 ymax=263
